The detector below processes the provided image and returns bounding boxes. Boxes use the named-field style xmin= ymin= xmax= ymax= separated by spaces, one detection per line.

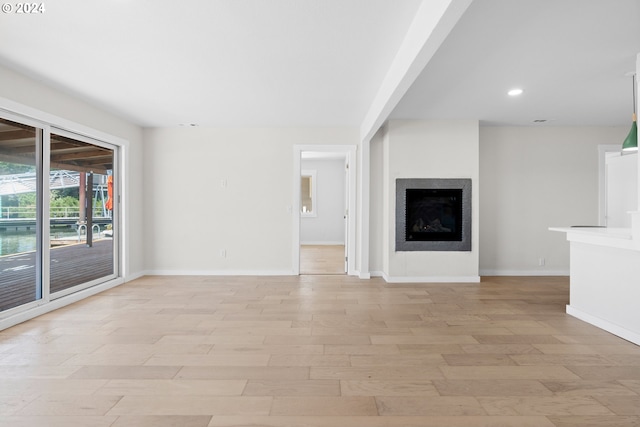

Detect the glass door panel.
xmin=0 ymin=118 xmax=42 ymax=312
xmin=49 ymin=133 xmax=115 ymax=296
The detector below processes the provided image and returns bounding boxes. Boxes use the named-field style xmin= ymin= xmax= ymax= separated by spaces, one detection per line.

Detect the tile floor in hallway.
xmin=0 ymin=275 xmax=639 ymax=426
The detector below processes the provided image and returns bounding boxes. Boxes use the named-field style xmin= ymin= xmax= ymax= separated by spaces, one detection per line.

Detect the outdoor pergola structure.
xmin=0 ymin=119 xmax=113 ymax=173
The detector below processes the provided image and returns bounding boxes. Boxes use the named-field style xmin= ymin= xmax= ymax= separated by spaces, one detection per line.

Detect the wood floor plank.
xmin=299 ymin=245 xmax=345 ymax=275
xmin=0 ymin=275 xmax=638 ymax=426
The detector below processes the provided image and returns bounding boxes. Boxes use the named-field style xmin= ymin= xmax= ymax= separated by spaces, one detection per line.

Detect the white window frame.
xmin=0 ymin=96 xmax=127 ymax=331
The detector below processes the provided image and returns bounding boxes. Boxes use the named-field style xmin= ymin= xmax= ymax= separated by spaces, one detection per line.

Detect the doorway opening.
xmin=293 ymin=145 xmax=356 ymax=275
xmin=299 ymin=244 xmax=345 ymax=275
xmin=598 ymin=144 xmax=638 ymax=227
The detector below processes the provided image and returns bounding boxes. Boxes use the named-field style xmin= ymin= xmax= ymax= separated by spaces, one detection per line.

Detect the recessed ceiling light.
xmin=508 ymin=88 xmax=524 ymax=96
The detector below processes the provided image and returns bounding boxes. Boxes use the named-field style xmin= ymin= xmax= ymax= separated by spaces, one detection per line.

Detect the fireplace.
xmin=396 ymin=178 xmax=471 ymax=251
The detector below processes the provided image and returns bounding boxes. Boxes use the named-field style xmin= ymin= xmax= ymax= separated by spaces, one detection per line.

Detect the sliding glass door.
xmin=49 ymin=131 xmax=116 ymax=297
xmin=0 ymin=117 xmax=42 ymax=312
xmin=0 ymin=113 xmax=118 ymax=315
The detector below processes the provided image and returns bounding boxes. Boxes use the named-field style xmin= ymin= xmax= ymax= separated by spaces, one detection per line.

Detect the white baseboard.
xmin=358 ymin=271 xmax=371 ymax=279
xmin=480 ymin=269 xmax=569 ymax=276
xmin=124 ymin=271 xmax=145 ymax=282
xmin=143 ymin=269 xmax=296 ymax=276
xmin=567 ymin=305 xmax=640 ymax=346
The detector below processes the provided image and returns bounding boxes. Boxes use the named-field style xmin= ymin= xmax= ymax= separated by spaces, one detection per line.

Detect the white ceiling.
xmin=0 ymin=0 xmax=421 ymax=127
xmin=1 ymin=0 xmax=639 ymax=130
xmin=391 ymin=0 xmax=640 ymax=127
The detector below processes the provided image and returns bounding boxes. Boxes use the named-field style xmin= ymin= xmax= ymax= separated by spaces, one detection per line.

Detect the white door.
xmin=605 ymin=152 xmax=638 ymax=227
xmin=344 ymin=157 xmax=349 ymax=273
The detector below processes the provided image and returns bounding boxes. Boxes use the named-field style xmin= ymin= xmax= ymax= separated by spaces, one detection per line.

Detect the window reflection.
xmin=0 ymin=118 xmax=40 ymax=312
xmin=49 ymin=133 xmax=115 ymax=295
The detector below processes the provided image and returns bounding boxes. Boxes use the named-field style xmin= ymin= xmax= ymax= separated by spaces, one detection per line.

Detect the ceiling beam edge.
xmin=359 ymin=0 xmax=473 ymax=143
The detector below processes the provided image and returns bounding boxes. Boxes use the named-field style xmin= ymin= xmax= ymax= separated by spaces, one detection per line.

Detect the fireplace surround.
xmin=396 ymin=178 xmax=471 ymax=251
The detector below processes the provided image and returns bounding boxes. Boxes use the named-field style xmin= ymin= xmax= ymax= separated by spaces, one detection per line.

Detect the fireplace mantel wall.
xmin=379 ymin=119 xmax=480 ymax=282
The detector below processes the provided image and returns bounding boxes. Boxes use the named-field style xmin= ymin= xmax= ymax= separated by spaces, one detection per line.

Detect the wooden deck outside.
xmin=0 ymin=239 xmax=113 ymax=312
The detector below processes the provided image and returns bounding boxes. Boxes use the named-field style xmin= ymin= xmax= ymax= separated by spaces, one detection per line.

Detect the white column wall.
xmin=369 ymin=127 xmax=386 ymax=275
xmin=383 ymin=119 xmax=480 ymax=282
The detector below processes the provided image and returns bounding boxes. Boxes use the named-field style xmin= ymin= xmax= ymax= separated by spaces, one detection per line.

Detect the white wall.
xmin=3 ymin=63 xmax=631 ymax=281
xmin=479 ymin=126 xmax=627 ymax=275
xmin=606 ymin=152 xmax=638 ymax=228
xmin=142 ymin=127 xmax=357 ymax=274
xmin=377 ymin=120 xmax=480 ymax=281
xmin=0 ymin=64 xmax=145 ymax=279
xmin=300 ymin=158 xmax=346 ymax=244
xmin=369 ymin=127 xmax=386 ymax=274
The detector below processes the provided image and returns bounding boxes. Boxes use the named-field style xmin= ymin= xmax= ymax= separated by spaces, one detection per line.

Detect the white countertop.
xmin=550 ymin=226 xmax=638 ymax=250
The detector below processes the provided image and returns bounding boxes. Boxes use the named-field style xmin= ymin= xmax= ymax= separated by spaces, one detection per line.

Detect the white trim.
xmin=358 ymin=139 xmax=371 ymax=279
xmin=567 ymin=304 xmax=640 ymax=346
xmin=0 ymin=96 xmax=128 ymax=325
xmin=125 ymin=271 xmax=145 ymax=282
xmin=380 ymin=272 xmax=481 ymax=283
xmin=292 ymin=148 xmax=302 ymax=274
xmin=46 ymin=128 xmax=119 ymax=299
xmin=0 ymin=277 xmax=123 ymax=331
xmin=293 ymin=145 xmax=357 ymax=276
xmin=41 ymin=127 xmax=50 ymax=304
xmin=479 ymin=269 xmax=570 ymax=276
xmin=143 ymin=270 xmax=295 ymax=276
xmin=598 ymin=144 xmax=624 ymax=226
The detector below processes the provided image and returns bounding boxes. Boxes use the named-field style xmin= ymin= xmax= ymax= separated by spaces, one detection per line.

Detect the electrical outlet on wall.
xmin=538 ymin=257 xmax=545 ymax=266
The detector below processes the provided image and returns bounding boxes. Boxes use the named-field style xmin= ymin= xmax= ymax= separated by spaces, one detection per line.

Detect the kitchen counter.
xmin=551 ymin=219 xmax=640 ymax=346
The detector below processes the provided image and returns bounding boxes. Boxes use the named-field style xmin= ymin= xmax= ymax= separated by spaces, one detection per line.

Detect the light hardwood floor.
xmin=299 ymin=245 xmax=345 ymax=275
xmin=1 ymin=275 xmax=639 ymax=426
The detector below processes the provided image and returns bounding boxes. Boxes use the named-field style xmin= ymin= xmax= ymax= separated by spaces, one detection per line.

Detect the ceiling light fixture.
xmin=622 ymin=73 xmax=638 ymax=152
xmin=507 ymin=88 xmax=524 ymax=96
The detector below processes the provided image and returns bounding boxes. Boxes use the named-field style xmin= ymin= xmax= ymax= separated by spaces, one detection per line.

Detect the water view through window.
xmin=49 ymin=133 xmax=115 ymax=295
xmin=0 ymin=118 xmax=41 ymax=312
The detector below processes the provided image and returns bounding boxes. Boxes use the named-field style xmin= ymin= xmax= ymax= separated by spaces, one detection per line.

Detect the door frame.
xmin=598 ymin=144 xmax=627 ymax=226
xmin=293 ymin=145 xmax=357 ymax=275
xmin=48 ymin=127 xmax=120 ymax=299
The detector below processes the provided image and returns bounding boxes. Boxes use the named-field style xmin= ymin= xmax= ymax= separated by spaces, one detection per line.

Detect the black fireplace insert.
xmin=396 ymin=178 xmax=471 ymax=251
